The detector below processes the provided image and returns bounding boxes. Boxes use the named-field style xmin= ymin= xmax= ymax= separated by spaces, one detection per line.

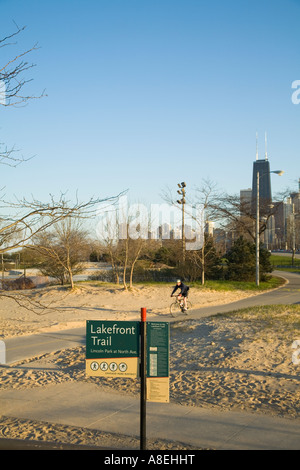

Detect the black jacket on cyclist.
xmin=172 ymin=282 xmax=189 ymax=297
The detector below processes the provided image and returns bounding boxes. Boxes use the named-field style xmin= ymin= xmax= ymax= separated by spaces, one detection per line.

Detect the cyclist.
xmin=171 ymin=279 xmax=190 ymax=311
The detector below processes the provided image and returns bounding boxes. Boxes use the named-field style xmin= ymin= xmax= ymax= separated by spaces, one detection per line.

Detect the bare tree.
xmin=0 ymin=192 xmax=119 ymax=255
xmin=0 ymin=24 xmax=46 ymax=166
xmin=98 ymin=202 xmax=149 ymax=289
xmin=0 ymin=23 xmax=45 ymax=107
xmin=98 ymin=209 xmax=123 ymax=284
xmin=0 ymin=192 xmax=123 ymax=310
xmin=118 ymin=235 xmax=147 ymax=290
xmin=162 ymin=179 xmax=218 ymax=284
xmin=209 ymin=191 xmax=282 ymax=244
xmin=32 ymin=217 xmax=90 ymax=289
xmin=192 ymin=180 xmax=219 ymax=284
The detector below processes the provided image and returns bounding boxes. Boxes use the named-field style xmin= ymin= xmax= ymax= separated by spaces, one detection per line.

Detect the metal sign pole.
xmin=140 ymin=307 xmax=147 ymax=450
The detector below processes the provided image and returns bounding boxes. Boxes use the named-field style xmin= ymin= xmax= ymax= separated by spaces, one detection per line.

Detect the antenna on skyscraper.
xmin=265 ymin=131 xmax=268 ymax=160
xmin=256 ymin=132 xmax=258 ymax=160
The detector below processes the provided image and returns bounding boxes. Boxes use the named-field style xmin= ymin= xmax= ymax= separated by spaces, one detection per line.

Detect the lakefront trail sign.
xmin=85 ymin=319 xmax=170 ymax=400
xmin=85 ymin=312 xmax=170 ymax=451
xmin=86 ymin=320 xmax=140 ymax=378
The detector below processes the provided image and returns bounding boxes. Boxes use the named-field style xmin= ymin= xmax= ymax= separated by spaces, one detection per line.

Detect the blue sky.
xmin=0 ymin=0 xmax=299 ymax=209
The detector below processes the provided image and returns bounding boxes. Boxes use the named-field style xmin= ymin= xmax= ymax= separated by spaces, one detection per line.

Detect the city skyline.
xmin=238 ymin=150 xmax=299 ymax=251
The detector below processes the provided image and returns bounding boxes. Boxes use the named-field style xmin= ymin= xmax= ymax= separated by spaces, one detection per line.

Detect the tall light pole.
xmin=177 ymin=182 xmax=186 ymax=263
xmin=256 ymin=170 xmax=284 ymax=286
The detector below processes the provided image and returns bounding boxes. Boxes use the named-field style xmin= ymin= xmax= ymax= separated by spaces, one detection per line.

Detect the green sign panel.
xmin=147 ymin=322 xmax=169 ymax=378
xmin=86 ymin=320 xmax=140 ymax=359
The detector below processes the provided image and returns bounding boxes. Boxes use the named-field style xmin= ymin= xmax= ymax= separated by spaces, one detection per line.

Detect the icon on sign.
xmin=100 ymin=362 xmax=108 ymax=371
xmin=90 ymin=361 xmax=99 ymax=371
xmin=109 ymin=362 xmax=118 ymax=371
xmin=119 ymin=362 xmax=127 ymax=372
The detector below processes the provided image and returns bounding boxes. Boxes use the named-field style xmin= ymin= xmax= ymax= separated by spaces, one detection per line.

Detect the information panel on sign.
xmin=146 ymin=322 xmax=170 ymax=403
xmin=86 ymin=320 xmax=140 ymax=378
xmin=146 ymin=322 xmax=169 ymax=378
xmin=146 ymin=377 xmax=170 ymax=403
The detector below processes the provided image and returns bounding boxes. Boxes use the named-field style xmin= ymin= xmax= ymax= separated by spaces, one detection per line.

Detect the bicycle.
xmin=170 ymin=295 xmax=192 ymax=317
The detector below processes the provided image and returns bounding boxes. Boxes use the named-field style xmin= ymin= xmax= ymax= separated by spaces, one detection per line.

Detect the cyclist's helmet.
xmin=176 ymin=279 xmax=181 ymax=283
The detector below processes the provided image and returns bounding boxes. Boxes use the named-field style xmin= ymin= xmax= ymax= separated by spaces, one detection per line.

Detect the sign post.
xmin=140 ymin=308 xmax=147 ymax=451
xmin=85 ymin=311 xmax=170 ymax=451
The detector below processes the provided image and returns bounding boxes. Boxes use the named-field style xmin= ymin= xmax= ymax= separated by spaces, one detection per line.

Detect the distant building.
xmin=240 ymin=188 xmax=252 ymax=213
xmin=240 ymin=188 xmax=252 ymax=202
xmin=290 ymin=179 xmax=300 ymax=213
xmin=205 ymin=221 xmax=214 ymax=236
xmin=252 ymin=132 xmax=272 ymax=208
xmin=250 ymin=134 xmax=275 ymax=247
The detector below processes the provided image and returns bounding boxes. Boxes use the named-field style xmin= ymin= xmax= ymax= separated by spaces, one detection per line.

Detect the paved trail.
xmin=4 ymin=271 xmax=300 ymax=365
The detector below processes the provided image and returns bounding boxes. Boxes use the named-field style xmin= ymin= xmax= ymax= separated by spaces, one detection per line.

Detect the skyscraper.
xmin=252 ymin=159 xmax=272 ymax=202
xmin=251 ymin=133 xmax=272 ymax=213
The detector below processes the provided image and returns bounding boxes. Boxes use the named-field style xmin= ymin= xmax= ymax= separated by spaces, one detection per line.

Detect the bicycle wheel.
xmin=181 ymin=300 xmax=192 ymax=314
xmin=170 ymin=301 xmax=181 ymax=316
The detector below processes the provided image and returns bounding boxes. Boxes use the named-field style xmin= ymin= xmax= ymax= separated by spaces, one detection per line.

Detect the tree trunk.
xmin=201 ymin=244 xmax=205 ymax=285
xmin=68 ymin=268 xmax=74 ymax=289
xmin=129 ymin=261 xmax=136 ymax=289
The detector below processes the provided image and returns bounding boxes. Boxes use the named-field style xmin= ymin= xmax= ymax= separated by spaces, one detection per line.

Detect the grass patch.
xmin=75 ymin=276 xmax=285 ymax=292
xmin=270 ymin=254 xmax=300 ymax=264
xmin=216 ymin=304 xmax=300 ymax=339
xmin=188 ymin=276 xmax=284 ymax=292
xmin=219 ymin=303 xmax=300 ymax=320
xmin=270 ymin=254 xmax=300 ymax=270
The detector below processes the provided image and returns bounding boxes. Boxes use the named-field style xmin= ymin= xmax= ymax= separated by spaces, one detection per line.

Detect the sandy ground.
xmin=0 ymin=282 xmax=256 ymax=338
xmin=0 ymin=282 xmax=300 ymax=449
